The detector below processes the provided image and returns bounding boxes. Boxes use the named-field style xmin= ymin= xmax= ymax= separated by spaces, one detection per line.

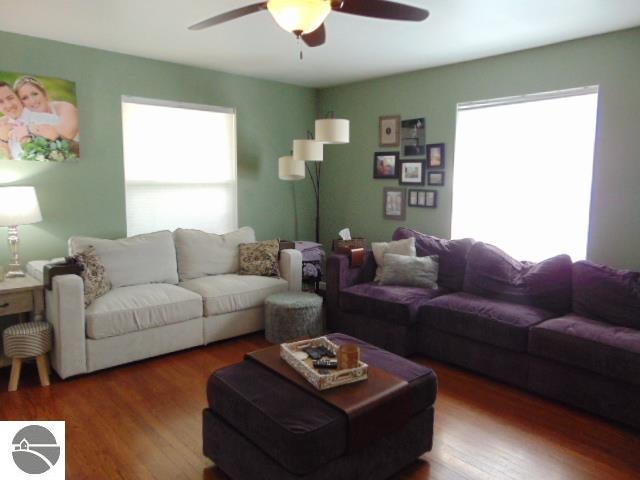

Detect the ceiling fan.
xmin=188 ymin=0 xmax=429 ymax=47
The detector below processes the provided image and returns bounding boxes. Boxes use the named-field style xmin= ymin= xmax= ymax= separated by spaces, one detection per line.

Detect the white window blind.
xmin=121 ymin=97 xmax=237 ymax=236
xmin=451 ymin=87 xmax=599 ymax=262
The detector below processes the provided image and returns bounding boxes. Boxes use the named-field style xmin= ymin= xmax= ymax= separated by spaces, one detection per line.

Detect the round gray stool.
xmin=3 ymin=321 xmax=52 ymax=391
xmin=265 ymin=292 xmax=323 ymax=343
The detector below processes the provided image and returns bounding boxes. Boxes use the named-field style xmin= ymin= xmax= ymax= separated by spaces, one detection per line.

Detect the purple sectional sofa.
xmin=327 ymin=227 xmax=640 ymax=429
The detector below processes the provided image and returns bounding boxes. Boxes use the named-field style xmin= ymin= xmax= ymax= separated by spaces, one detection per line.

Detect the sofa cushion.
xmin=573 ymin=261 xmax=640 ymax=329
xmin=371 ymin=237 xmax=416 ymax=281
xmin=379 ymin=253 xmax=439 ymax=289
xmin=73 ymin=246 xmax=111 ymax=307
xmin=174 ymin=227 xmax=256 ymax=280
xmin=69 ymin=230 xmax=178 ymax=288
xmin=463 ymin=242 xmax=572 ymax=314
xmin=529 ymin=314 xmax=640 ymax=386
xmin=422 ymin=292 xmax=555 ymax=352
xmin=85 ymin=284 xmax=203 ymax=340
xmin=180 ymin=274 xmax=288 ymax=316
xmin=238 ymin=239 xmax=280 ymax=277
xmin=392 ymin=227 xmax=474 ymax=291
xmin=340 ymin=282 xmax=443 ymax=326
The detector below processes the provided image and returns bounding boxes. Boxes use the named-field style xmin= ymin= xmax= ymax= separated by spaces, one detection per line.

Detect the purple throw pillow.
xmin=462 ymin=242 xmax=572 ymax=314
xmin=573 ymin=261 xmax=640 ymax=329
xmin=392 ymin=227 xmax=474 ymax=291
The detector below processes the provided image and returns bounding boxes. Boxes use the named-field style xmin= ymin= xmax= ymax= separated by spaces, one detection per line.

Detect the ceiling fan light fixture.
xmin=267 ymin=0 xmax=331 ymax=35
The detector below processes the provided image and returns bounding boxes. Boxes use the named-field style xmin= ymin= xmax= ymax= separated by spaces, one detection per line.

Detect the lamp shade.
xmin=278 ymin=156 xmax=305 ymax=180
xmin=315 ymin=118 xmax=350 ymax=144
xmin=293 ymin=139 xmax=323 ymax=162
xmin=0 ymin=186 xmax=42 ymax=226
xmin=267 ymin=0 xmax=331 ymax=35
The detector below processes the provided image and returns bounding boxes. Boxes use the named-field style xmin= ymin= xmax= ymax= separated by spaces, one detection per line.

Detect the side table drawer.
xmin=0 ymin=291 xmax=34 ymax=316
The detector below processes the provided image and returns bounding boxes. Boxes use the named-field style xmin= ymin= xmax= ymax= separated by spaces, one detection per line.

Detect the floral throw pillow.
xmin=238 ymin=239 xmax=280 ymax=277
xmin=74 ymin=246 xmax=112 ymax=307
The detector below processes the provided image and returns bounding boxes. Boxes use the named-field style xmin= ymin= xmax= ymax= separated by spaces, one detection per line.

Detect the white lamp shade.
xmin=293 ymin=139 xmax=323 ymax=162
xmin=267 ymin=0 xmax=331 ymax=35
xmin=315 ymin=118 xmax=350 ymax=144
xmin=0 ymin=186 xmax=42 ymax=226
xmin=279 ymin=156 xmax=305 ymax=180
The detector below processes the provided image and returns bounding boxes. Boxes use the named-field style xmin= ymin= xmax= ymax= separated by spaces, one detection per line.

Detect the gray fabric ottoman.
xmin=264 ymin=292 xmax=323 ymax=343
xmin=203 ymin=333 xmax=437 ymax=479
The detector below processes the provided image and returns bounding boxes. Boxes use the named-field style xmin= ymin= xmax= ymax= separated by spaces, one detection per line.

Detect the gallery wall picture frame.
xmin=399 ymin=159 xmax=425 ymax=185
xmin=408 ymin=189 xmax=437 ymax=208
xmin=426 ymin=143 xmax=445 ymax=169
xmin=427 ymin=171 xmax=445 ymax=186
xmin=383 ymin=187 xmax=406 ymax=220
xmin=373 ymin=151 xmax=399 ymax=179
xmin=379 ymin=115 xmax=401 ymax=147
xmin=401 ymin=117 xmax=426 ymax=157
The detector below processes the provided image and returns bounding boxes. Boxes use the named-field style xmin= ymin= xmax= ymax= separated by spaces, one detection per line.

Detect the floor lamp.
xmin=279 ymin=117 xmax=349 ymax=243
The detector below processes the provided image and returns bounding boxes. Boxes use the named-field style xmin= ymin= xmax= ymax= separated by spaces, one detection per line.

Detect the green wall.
xmin=0 ymin=30 xmax=316 ymax=266
xmin=318 ymin=27 xmax=640 ymax=269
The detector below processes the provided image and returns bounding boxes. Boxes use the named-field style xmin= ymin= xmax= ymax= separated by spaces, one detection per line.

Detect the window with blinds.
xmin=121 ymin=97 xmax=237 ymax=236
xmin=451 ymin=86 xmax=599 ymax=261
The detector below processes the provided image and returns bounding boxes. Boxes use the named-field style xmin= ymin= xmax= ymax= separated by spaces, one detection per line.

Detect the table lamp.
xmin=0 ymin=186 xmax=42 ymax=277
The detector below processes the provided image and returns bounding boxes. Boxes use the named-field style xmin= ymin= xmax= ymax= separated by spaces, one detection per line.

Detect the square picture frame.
xmin=379 ymin=115 xmax=401 ymax=147
xmin=383 ymin=187 xmax=406 ymax=220
xmin=399 ymin=159 xmax=425 ymax=185
xmin=401 ymin=117 xmax=426 ymax=157
xmin=373 ymin=151 xmax=399 ymax=179
xmin=427 ymin=171 xmax=445 ymax=186
xmin=426 ymin=143 xmax=445 ymax=169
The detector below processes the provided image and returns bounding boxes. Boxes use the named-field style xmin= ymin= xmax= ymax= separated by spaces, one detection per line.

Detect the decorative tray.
xmin=280 ymin=336 xmax=368 ymax=391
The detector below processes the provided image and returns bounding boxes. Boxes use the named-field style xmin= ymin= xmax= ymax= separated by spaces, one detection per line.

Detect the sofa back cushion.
xmin=392 ymin=227 xmax=474 ymax=291
xmin=573 ymin=260 xmax=640 ymax=329
xmin=69 ymin=230 xmax=179 ymax=288
xmin=463 ymin=242 xmax=572 ymax=314
xmin=174 ymin=226 xmax=256 ymax=280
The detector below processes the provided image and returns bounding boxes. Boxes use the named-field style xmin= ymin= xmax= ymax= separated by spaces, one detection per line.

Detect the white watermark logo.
xmin=1 ymin=421 xmax=65 ymax=478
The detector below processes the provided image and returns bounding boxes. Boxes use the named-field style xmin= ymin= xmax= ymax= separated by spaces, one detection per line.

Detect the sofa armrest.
xmin=279 ymin=249 xmax=302 ymax=292
xmin=326 ymin=250 xmax=375 ymax=316
xmin=46 ymin=274 xmax=88 ymax=379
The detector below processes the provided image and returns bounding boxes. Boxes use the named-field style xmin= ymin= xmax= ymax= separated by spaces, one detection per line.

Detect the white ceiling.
xmin=2 ymin=0 xmax=640 ymax=88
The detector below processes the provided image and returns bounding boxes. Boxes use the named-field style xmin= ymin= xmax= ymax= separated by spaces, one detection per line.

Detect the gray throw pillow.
xmin=379 ymin=253 xmax=439 ymax=289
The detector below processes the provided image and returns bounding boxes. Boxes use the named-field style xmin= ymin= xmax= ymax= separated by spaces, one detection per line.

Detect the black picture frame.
xmin=399 ymin=160 xmax=425 ymax=185
xmin=401 ymin=117 xmax=426 ymax=157
xmin=373 ymin=152 xmax=399 ymax=179
xmin=408 ymin=189 xmax=437 ymax=208
xmin=383 ymin=187 xmax=406 ymax=220
xmin=426 ymin=143 xmax=445 ymax=169
xmin=427 ymin=171 xmax=445 ymax=186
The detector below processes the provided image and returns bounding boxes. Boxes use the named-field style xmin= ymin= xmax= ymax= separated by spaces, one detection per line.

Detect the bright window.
xmin=121 ymin=97 xmax=237 ymax=236
xmin=451 ymin=87 xmax=599 ymax=261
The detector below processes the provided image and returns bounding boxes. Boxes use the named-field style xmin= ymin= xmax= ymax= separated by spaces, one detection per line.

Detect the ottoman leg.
xmin=8 ymin=358 xmax=22 ymax=392
xmin=36 ymin=355 xmax=50 ymax=387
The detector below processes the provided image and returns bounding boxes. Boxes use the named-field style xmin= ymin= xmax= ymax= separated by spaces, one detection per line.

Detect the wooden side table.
xmin=0 ymin=275 xmax=45 ymax=368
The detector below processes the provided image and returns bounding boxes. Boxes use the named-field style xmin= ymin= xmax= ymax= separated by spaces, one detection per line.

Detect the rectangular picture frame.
xmin=408 ymin=189 xmax=437 ymax=208
xmin=379 ymin=115 xmax=401 ymax=147
xmin=401 ymin=117 xmax=426 ymax=157
xmin=427 ymin=171 xmax=445 ymax=186
xmin=383 ymin=187 xmax=406 ymax=220
xmin=426 ymin=143 xmax=445 ymax=169
xmin=373 ymin=151 xmax=399 ymax=179
xmin=399 ymin=159 xmax=425 ymax=185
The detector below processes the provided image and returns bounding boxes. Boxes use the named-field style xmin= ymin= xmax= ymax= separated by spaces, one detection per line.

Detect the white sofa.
xmin=28 ymin=227 xmax=302 ymax=379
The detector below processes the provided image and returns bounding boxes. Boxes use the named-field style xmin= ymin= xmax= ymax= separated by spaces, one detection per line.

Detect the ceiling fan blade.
xmin=332 ymin=0 xmax=429 ymax=22
xmin=188 ymin=2 xmax=268 ymax=31
xmin=302 ymin=24 xmax=326 ymax=47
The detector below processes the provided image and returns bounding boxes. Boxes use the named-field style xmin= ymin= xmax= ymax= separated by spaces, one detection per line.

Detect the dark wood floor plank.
xmin=0 ymin=333 xmax=638 ymax=480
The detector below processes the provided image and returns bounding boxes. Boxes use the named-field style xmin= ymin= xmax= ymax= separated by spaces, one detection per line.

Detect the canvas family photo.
xmin=0 ymin=71 xmax=79 ymax=162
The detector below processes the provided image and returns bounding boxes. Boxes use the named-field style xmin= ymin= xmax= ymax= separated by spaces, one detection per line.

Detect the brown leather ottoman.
xmin=203 ymin=333 xmax=437 ymax=479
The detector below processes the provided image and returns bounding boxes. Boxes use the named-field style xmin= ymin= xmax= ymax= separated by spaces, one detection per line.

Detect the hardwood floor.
xmin=1 ymin=333 xmax=638 ymax=479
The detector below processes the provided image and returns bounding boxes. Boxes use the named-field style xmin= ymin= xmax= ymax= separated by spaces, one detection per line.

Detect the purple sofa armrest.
xmin=326 ymin=250 xmax=376 ymax=316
